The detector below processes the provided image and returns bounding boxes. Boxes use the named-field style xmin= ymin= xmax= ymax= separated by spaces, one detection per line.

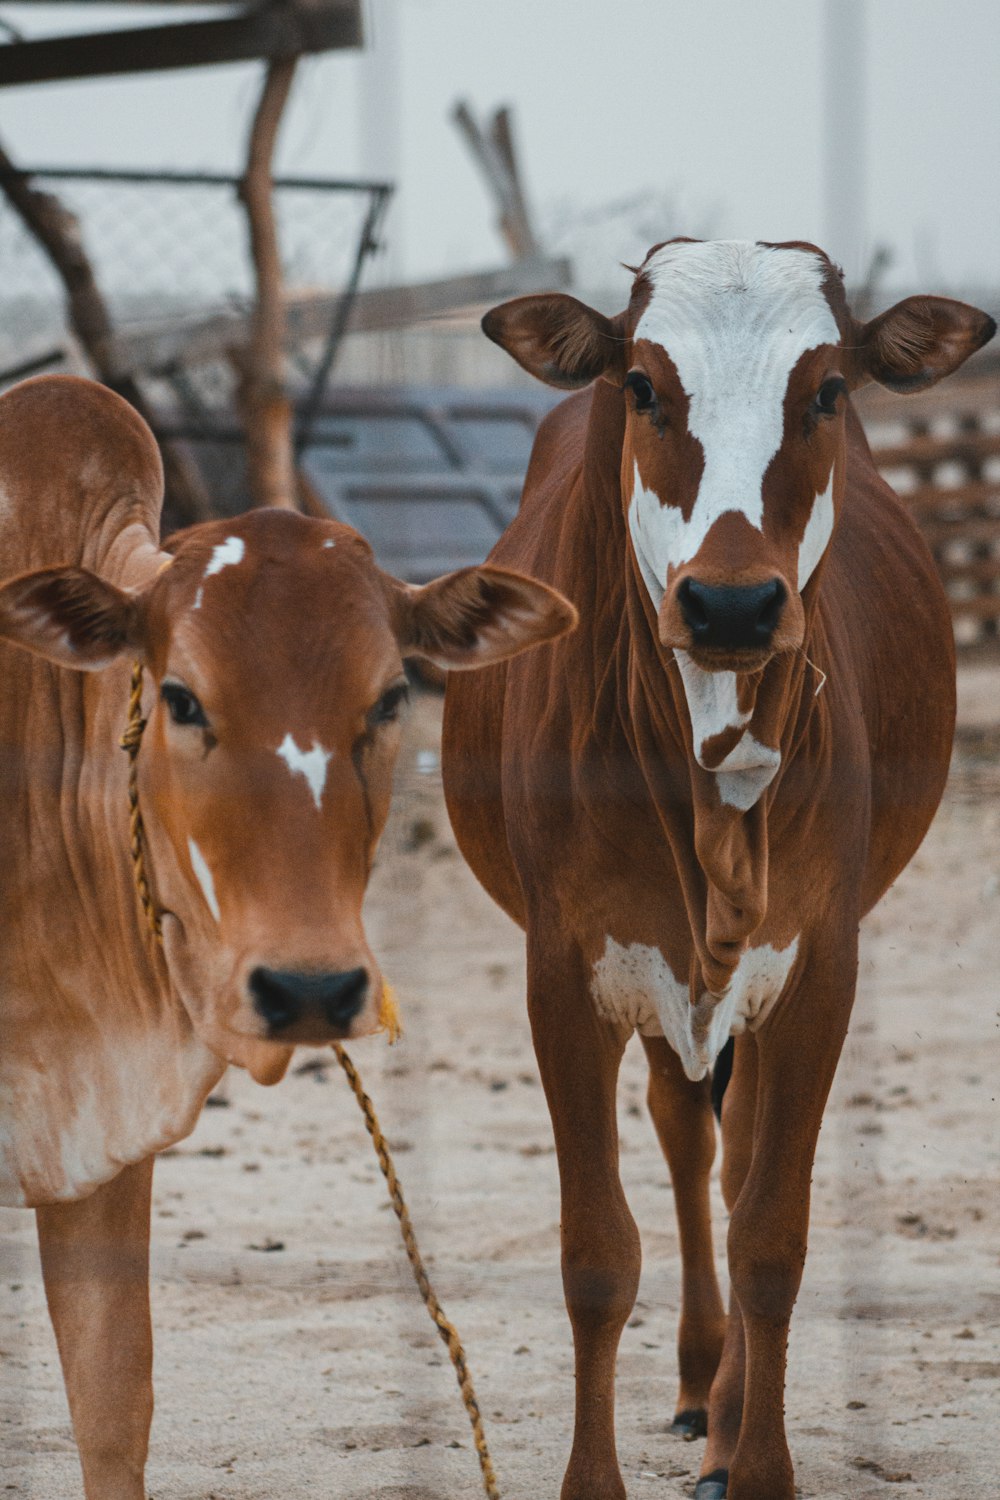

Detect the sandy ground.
xmin=2 ymin=675 xmax=998 ymax=1500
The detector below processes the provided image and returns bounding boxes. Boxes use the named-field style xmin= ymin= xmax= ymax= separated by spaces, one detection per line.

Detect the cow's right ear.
xmin=0 ymin=566 xmax=144 ymax=670
xmin=394 ymin=565 xmax=577 ymax=670
xmin=482 ymin=294 xmax=625 ymax=389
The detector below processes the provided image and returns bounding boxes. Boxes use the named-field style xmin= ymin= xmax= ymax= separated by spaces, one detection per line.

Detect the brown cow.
xmin=0 ymin=374 xmax=575 ymax=1500
xmin=442 ymin=239 xmax=995 ymax=1500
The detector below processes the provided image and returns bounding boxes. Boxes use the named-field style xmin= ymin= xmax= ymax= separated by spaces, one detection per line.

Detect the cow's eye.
xmin=813 ymin=377 xmax=846 ymax=417
xmin=161 ymin=682 xmax=207 ymax=728
xmin=370 ymin=681 xmax=409 ymax=727
xmin=624 ymin=371 xmax=656 ymax=412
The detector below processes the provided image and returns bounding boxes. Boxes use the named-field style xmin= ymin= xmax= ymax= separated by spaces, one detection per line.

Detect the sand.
xmin=2 ymin=680 xmax=998 ymax=1500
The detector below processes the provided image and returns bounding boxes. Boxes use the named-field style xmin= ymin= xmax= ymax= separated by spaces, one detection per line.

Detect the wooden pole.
xmin=235 ymin=56 xmax=299 ymax=511
xmin=0 ymin=145 xmax=212 ymax=528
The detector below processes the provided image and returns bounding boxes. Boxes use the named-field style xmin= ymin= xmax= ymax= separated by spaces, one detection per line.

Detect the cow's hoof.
xmin=669 ymin=1407 xmax=708 ymax=1440
xmin=693 ymin=1469 xmax=728 ymax=1499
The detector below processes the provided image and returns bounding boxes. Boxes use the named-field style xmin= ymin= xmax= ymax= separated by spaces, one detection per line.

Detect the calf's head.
xmin=0 ymin=509 xmax=575 ymax=1080
xmin=484 ymin=239 xmax=994 ymax=671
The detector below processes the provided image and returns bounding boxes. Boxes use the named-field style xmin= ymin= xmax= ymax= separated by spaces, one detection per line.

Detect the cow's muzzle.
xmin=677 ymin=577 xmax=786 ymax=652
xmin=249 ymin=965 xmax=368 ymax=1038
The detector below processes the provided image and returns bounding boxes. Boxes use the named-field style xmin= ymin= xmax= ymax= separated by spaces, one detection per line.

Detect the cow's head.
xmin=0 ymin=510 xmax=575 ymax=1081
xmin=483 ymin=239 xmax=994 ymax=672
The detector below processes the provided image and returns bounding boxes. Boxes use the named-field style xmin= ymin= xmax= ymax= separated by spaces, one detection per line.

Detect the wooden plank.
xmin=898 ymin=479 xmax=1000 ymax=514
xmin=947 ymin=594 xmax=1000 ymax=620
xmin=921 ymin=516 xmax=1000 ymax=545
xmin=872 ymin=430 xmax=1000 ymax=469
xmin=0 ymin=0 xmax=362 ymax=87
xmin=110 ymin=255 xmax=572 ymax=375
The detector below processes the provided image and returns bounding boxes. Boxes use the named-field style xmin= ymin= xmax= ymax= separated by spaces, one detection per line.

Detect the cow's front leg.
xmin=527 ymin=936 xmax=639 ymax=1500
xmin=641 ymin=1035 xmax=725 ymax=1437
xmin=721 ymin=952 xmax=854 ymax=1500
xmin=36 ymin=1156 xmax=154 ymax=1500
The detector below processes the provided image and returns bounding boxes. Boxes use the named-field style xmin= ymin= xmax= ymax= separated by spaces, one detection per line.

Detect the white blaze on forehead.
xmin=188 ymin=837 xmax=220 ymax=922
xmin=591 ymin=933 xmax=800 ymax=1081
xmin=205 ymin=535 xmax=246 ymax=577
xmin=629 ymin=240 xmax=841 ymax=587
xmin=193 ymin=535 xmax=246 ymax=610
xmin=277 ymin=733 xmax=333 ymax=810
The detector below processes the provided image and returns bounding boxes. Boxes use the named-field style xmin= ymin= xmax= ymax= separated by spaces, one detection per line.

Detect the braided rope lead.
xmin=333 ymin=1040 xmax=500 ymax=1500
xmin=120 ymin=661 xmax=162 ymax=942
xmin=121 ymin=662 xmax=499 ymax=1496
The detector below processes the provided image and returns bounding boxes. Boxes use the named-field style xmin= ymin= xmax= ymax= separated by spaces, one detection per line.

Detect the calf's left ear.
xmin=0 ymin=566 xmax=143 ymax=670
xmin=395 ymin=565 xmax=578 ymax=670
xmin=855 ymin=295 xmax=996 ymax=393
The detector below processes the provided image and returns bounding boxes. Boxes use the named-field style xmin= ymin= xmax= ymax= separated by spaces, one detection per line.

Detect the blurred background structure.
xmin=0 ymin=0 xmax=997 ymax=647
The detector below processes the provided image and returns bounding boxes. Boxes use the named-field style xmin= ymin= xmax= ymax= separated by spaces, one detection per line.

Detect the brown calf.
xmin=0 ymin=374 xmax=575 ymax=1499
xmin=442 ymin=239 xmax=994 ymax=1500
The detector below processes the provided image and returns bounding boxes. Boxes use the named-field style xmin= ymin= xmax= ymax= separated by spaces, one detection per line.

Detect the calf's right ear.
xmin=482 ymin=294 xmax=625 ymax=389
xmin=0 ymin=566 xmax=143 ymax=670
xmin=395 ymin=565 xmax=577 ymax=671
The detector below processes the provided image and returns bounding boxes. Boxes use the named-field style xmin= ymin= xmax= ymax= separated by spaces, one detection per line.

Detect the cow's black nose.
xmin=678 ymin=578 xmax=786 ymax=651
xmin=249 ymin=967 xmax=368 ymax=1032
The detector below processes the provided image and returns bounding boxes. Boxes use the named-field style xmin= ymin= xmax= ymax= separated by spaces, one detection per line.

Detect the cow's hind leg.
xmin=641 ymin=1035 xmax=725 ymax=1438
xmin=36 ymin=1156 xmax=154 ymax=1500
xmin=527 ymin=935 xmax=639 ymax=1500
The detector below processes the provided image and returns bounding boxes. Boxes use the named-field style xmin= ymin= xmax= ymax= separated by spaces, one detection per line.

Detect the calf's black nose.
xmin=678 ymin=577 xmax=785 ymax=651
xmin=250 ymin=966 xmax=368 ymax=1032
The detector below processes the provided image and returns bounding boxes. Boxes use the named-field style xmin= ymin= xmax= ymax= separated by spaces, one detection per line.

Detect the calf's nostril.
xmin=321 ymin=968 xmax=368 ymax=1028
xmin=249 ymin=966 xmax=301 ymax=1030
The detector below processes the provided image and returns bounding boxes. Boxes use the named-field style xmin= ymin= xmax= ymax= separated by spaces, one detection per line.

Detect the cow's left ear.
xmin=0 ymin=566 xmax=144 ymax=670
xmin=395 ymin=565 xmax=577 ymax=670
xmin=855 ymin=296 xmax=996 ymax=393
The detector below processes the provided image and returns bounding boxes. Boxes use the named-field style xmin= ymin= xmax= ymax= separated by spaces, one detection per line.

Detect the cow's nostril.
xmin=754 ymin=579 xmax=786 ymax=638
xmin=249 ymin=967 xmax=301 ymax=1030
xmin=678 ymin=577 xmax=710 ymax=636
xmin=321 ymin=968 xmax=368 ymax=1028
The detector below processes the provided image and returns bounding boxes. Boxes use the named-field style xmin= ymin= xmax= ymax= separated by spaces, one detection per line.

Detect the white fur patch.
xmin=630 ymin=241 xmax=840 ymax=590
xmin=276 ymin=733 xmax=333 ymax=810
xmin=591 ymin=933 xmax=800 ymax=1081
xmin=322 ymin=539 xmax=336 ymax=549
xmin=798 ymin=469 xmax=835 ymax=589
xmin=188 ymin=837 xmax=220 ymax=923
xmin=205 ymin=535 xmax=245 ymax=578
xmin=672 ymin=650 xmax=779 ymax=809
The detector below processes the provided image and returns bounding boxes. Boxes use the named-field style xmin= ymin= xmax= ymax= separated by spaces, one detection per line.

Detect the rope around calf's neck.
xmin=120 ymin=661 xmax=500 ymax=1499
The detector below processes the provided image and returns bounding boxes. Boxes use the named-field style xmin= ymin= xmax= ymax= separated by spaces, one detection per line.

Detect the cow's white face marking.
xmin=187 ymin=837 xmax=220 ymax=923
xmin=797 ymin=468 xmax=835 ymax=590
xmin=193 ymin=535 xmax=246 ymax=610
xmin=276 ymin=733 xmax=333 ymax=810
xmin=591 ymin=933 xmax=800 ymax=1081
xmin=629 ymin=240 xmax=840 ymax=591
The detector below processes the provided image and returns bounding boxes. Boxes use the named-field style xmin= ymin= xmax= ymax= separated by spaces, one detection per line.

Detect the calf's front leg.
xmin=36 ymin=1156 xmax=155 ymax=1500
xmin=527 ymin=936 xmax=639 ymax=1500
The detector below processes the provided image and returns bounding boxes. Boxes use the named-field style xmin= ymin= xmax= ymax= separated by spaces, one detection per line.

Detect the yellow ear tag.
xmin=377 ymin=981 xmax=402 ymax=1045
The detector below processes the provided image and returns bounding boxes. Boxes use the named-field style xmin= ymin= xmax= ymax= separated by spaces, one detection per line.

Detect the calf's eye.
xmin=624 ymin=371 xmax=656 ymax=412
xmin=161 ymin=682 xmax=208 ymax=728
xmin=370 ymin=682 xmax=409 ymax=727
xmin=813 ymin=377 xmax=847 ymax=417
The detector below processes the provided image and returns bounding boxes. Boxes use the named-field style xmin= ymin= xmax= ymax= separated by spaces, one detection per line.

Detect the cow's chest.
xmin=589 ymin=932 xmax=800 ymax=1082
xmin=0 ymin=997 xmax=222 ymax=1207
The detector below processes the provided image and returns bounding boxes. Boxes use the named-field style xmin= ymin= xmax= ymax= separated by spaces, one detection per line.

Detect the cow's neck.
xmin=597 ymin=425 xmax=821 ymax=1002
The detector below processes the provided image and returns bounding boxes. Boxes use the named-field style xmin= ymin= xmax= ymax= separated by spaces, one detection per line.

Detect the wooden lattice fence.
xmin=857 ymin=350 xmax=1000 ymax=657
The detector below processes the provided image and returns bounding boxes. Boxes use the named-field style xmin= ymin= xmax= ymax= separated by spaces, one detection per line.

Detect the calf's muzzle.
xmin=677 ymin=577 xmax=786 ymax=652
xmin=250 ymin=965 xmax=368 ymax=1035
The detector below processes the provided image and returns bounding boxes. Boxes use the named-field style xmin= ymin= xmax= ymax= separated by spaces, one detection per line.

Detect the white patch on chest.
xmin=673 ymin=649 xmax=780 ymax=809
xmin=591 ymin=933 xmax=800 ymax=1082
xmin=629 ymin=241 xmax=840 ymax=589
xmin=187 ymin=837 xmax=220 ymax=923
xmin=276 ymin=733 xmax=333 ymax=810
